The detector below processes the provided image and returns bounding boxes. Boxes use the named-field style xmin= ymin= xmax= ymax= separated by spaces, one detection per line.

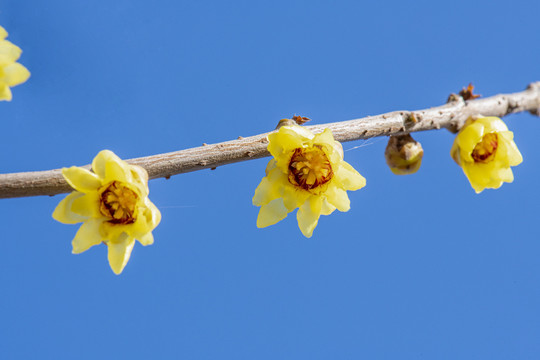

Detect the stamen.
xmin=472 ymin=133 xmax=498 ymax=163
xmin=288 ymin=146 xmax=333 ymax=190
xmin=99 ymin=181 xmax=138 ymax=224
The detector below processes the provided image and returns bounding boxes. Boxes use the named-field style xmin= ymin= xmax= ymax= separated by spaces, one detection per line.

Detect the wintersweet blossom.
xmin=0 ymin=26 xmax=30 ymax=101
xmin=450 ymin=116 xmax=522 ymax=193
xmin=53 ymin=150 xmax=161 ymax=274
xmin=253 ymin=125 xmax=366 ymax=238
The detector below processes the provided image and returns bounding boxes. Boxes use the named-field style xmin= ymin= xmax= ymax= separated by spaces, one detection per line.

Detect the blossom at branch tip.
xmin=253 ymin=124 xmax=366 ymax=238
xmin=450 ymin=116 xmax=522 ymax=193
xmin=53 ymin=150 xmax=161 ymax=274
xmin=0 ymin=26 xmax=30 ymax=101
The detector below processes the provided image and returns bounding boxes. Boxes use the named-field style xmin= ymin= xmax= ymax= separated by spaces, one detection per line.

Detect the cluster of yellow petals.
xmin=451 ymin=116 xmax=522 ymax=193
xmin=0 ymin=26 xmax=30 ymax=101
xmin=53 ymin=150 xmax=161 ymax=274
xmin=253 ymin=125 xmax=366 ymax=238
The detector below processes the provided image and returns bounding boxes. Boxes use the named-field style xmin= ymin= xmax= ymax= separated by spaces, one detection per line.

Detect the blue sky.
xmin=1 ymin=1 xmax=539 ymax=359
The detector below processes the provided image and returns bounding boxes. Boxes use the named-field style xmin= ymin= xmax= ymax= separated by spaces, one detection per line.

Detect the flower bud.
xmin=385 ymin=134 xmax=424 ymax=175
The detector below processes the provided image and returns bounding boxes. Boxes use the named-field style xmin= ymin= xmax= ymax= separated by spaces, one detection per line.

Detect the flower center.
xmin=288 ymin=146 xmax=333 ymax=190
xmin=99 ymin=181 xmax=138 ymax=224
xmin=471 ymin=133 xmax=498 ymax=163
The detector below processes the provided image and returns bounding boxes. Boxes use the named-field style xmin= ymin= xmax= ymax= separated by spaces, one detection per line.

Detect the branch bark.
xmin=2 ymin=82 xmax=539 ymax=199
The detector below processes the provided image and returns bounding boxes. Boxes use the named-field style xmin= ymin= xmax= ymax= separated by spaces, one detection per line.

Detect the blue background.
xmin=1 ymin=1 xmax=539 ymax=359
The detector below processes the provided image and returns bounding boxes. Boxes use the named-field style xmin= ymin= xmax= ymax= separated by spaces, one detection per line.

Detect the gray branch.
xmin=2 ymin=82 xmax=539 ymax=199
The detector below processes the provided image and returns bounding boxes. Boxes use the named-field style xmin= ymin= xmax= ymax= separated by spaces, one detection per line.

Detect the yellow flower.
xmin=0 ymin=26 xmax=30 ymax=101
xmin=53 ymin=150 xmax=161 ymax=274
xmin=253 ymin=125 xmax=366 ymax=238
xmin=450 ymin=116 xmax=523 ymax=193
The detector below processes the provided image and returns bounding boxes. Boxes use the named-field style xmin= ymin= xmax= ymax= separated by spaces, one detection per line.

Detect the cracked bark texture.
xmin=1 ymin=82 xmax=539 ymax=199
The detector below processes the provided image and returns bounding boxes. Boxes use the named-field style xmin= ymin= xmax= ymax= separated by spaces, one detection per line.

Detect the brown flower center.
xmin=471 ymin=133 xmax=498 ymax=163
xmin=99 ymin=181 xmax=138 ymax=224
xmin=288 ymin=146 xmax=333 ymax=191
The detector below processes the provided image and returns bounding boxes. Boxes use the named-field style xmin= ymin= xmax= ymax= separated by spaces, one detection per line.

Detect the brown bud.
xmin=385 ymin=134 xmax=424 ymax=175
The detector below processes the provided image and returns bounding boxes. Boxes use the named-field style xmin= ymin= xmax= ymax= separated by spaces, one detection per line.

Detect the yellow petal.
xmin=477 ymin=117 xmax=508 ymax=133
xmin=267 ymin=125 xmax=313 ymax=170
xmin=107 ymin=234 xmax=135 ymax=275
xmin=71 ymin=192 xmax=101 ymax=218
xmin=325 ymin=184 xmax=350 ymax=212
xmin=257 ymin=198 xmax=289 ymax=228
xmin=498 ymin=131 xmax=523 ymax=166
xmin=52 ymin=192 xmax=88 ymax=224
xmin=0 ymin=84 xmax=12 ymax=101
xmin=130 ymin=165 xmax=149 ymax=195
xmin=143 ymin=198 xmax=161 ymax=229
xmin=128 ymin=199 xmax=161 ymax=239
xmin=336 ymin=161 xmax=366 ymax=190
xmin=320 ymin=198 xmax=336 ymax=216
xmin=265 ymin=158 xmax=277 ymax=175
xmin=72 ymin=219 xmax=104 ymax=254
xmin=253 ymin=167 xmax=283 ymax=206
xmin=462 ymin=161 xmax=511 ymax=193
xmin=0 ymin=26 xmax=7 ymax=40
xmin=0 ymin=40 xmax=22 ymax=62
xmin=312 ymin=128 xmax=335 ymax=146
xmin=3 ymin=62 xmax=30 ymax=87
xmin=280 ymin=180 xmax=310 ymax=211
xmin=456 ymin=120 xmax=485 ymax=162
xmin=296 ymin=196 xmax=322 ymax=238
xmin=105 ymin=155 xmax=133 ymax=183
xmin=313 ymin=129 xmax=342 ymax=164
xmin=62 ymin=166 xmax=102 ymax=193
xmin=137 ymin=232 xmax=154 ymax=246
xmin=91 ymin=150 xmax=120 ymax=179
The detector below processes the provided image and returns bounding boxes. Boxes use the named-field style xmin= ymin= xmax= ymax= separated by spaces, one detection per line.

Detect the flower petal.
xmin=0 ymin=40 xmax=22 ymax=62
xmin=257 ymin=198 xmax=289 ymax=228
xmin=478 ymin=116 xmax=508 ymax=133
xmin=267 ymin=125 xmax=313 ymax=170
xmin=137 ymin=232 xmax=154 ymax=246
xmin=71 ymin=192 xmax=101 ymax=218
xmin=296 ymin=196 xmax=323 ymax=238
xmin=253 ymin=167 xmax=284 ymax=206
xmin=52 ymin=192 xmax=88 ymax=224
xmin=3 ymin=62 xmax=30 ymax=87
xmin=91 ymin=150 xmax=120 ymax=178
xmin=498 ymin=131 xmax=523 ymax=166
xmin=72 ymin=219 xmax=104 ymax=254
xmin=456 ymin=121 xmax=485 ymax=162
xmin=0 ymin=26 xmax=7 ymax=40
xmin=320 ymin=198 xmax=336 ymax=216
xmin=461 ymin=160 xmax=511 ymax=193
xmin=325 ymin=184 xmax=350 ymax=212
xmin=313 ymin=129 xmax=342 ymax=164
xmin=105 ymin=156 xmax=132 ymax=183
xmin=335 ymin=161 xmax=366 ymax=191
xmin=130 ymin=165 xmax=149 ymax=195
xmin=281 ymin=181 xmax=310 ymax=211
xmin=62 ymin=166 xmax=102 ymax=193
xmin=0 ymin=84 xmax=12 ymax=101
xmin=128 ymin=199 xmax=161 ymax=239
xmin=107 ymin=234 xmax=136 ymax=275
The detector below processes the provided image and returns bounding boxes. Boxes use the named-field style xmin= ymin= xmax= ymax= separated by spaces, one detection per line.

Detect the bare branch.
xmin=1 ymin=82 xmax=539 ymax=199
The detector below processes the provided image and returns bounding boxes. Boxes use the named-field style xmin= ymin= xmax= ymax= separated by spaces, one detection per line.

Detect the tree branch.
xmin=2 ymin=82 xmax=539 ymax=199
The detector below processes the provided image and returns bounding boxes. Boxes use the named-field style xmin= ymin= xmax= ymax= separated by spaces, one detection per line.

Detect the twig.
xmin=1 ymin=82 xmax=539 ymax=199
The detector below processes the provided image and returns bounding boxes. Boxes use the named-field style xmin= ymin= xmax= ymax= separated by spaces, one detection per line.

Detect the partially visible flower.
xmin=385 ymin=134 xmax=423 ymax=175
xmin=450 ymin=116 xmax=522 ymax=193
xmin=0 ymin=26 xmax=30 ymax=101
xmin=53 ymin=150 xmax=161 ymax=274
xmin=253 ymin=125 xmax=366 ymax=238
